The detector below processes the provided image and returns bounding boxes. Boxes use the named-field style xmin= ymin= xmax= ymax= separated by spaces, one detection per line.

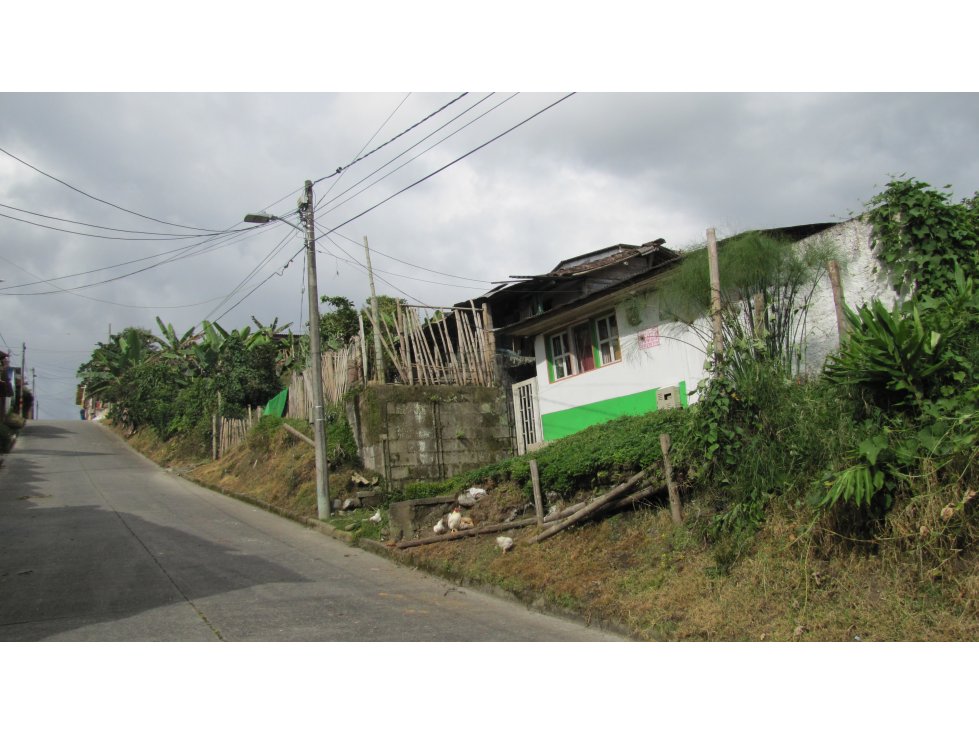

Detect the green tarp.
xmin=264 ymin=388 xmax=288 ymax=418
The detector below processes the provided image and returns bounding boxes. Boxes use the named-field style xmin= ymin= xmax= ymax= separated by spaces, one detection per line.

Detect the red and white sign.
xmin=638 ymin=327 xmax=660 ymax=349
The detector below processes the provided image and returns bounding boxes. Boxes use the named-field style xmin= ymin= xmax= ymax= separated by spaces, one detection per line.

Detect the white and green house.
xmin=476 ymin=239 xmax=706 ymax=453
xmin=478 ymin=218 xmax=895 ymax=454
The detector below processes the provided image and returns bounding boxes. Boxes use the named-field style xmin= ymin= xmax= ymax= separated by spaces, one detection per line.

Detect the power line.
xmin=0 ymin=224 xmax=266 ymax=296
xmin=208 ymin=243 xmax=306 ymax=325
xmin=0 ymin=202 xmax=250 ymax=239
xmin=315 ymin=93 xmax=576 ymax=240
xmin=313 ymin=93 xmax=468 ymax=188
xmin=0 ymin=144 xmax=229 ymax=232
xmin=313 ymin=93 xmax=505 ymax=218
xmin=330 ymin=229 xmax=493 ymax=284
xmin=319 ymin=236 xmax=488 ymax=289
xmin=203 ymin=227 xmax=303 ymax=322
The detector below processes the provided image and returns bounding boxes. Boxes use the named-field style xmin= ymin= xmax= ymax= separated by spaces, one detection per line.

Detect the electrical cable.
xmin=0 ymin=144 xmax=231 ymax=232
xmin=0 ymin=202 xmax=251 ymax=239
xmin=329 ymin=229 xmax=493 ymax=284
xmin=312 ymin=93 xmax=468 ymax=189
xmin=313 ymin=93 xmax=504 ymax=218
xmin=203 ymin=228 xmax=302 ymax=322
xmin=314 ymin=93 xmax=575 ymax=241
xmin=316 ymin=92 xmax=413 ymax=202
xmin=0 ymin=221 xmax=269 ymax=296
xmin=208 ymin=243 xmax=306 ymax=324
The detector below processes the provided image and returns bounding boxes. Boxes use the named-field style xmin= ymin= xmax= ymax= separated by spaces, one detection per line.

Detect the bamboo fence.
xmin=286 ymin=337 xmax=363 ymax=422
xmin=213 ymin=405 xmax=263 ymax=459
xmin=364 ymin=303 xmax=496 ymax=386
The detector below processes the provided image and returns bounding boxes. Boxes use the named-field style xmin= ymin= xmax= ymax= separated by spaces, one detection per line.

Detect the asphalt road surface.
xmin=0 ymin=420 xmax=621 ymax=641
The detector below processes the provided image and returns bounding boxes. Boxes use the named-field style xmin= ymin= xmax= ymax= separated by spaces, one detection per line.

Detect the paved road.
xmin=0 ymin=421 xmax=621 ymax=641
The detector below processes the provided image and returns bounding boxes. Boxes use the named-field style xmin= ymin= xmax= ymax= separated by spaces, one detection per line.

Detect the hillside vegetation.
xmin=117 ymin=178 xmax=979 ymax=640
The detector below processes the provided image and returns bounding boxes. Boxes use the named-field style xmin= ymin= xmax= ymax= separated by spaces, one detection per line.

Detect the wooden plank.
xmin=529 ymin=469 xmax=647 ymax=544
xmin=660 ymin=433 xmax=683 ymax=525
xmin=282 ymin=423 xmax=315 ymax=447
xmin=395 ymin=483 xmax=665 ymax=550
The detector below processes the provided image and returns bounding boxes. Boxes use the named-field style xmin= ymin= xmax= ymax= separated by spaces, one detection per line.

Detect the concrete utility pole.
xmin=31 ymin=368 xmax=36 ymax=419
xmin=301 ymin=180 xmax=332 ymax=519
xmin=363 ymin=236 xmax=385 ymax=383
xmin=244 ymin=185 xmax=331 ymax=519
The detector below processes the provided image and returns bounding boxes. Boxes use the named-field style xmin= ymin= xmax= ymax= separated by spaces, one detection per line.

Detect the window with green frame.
xmin=545 ymin=312 xmax=621 ymax=382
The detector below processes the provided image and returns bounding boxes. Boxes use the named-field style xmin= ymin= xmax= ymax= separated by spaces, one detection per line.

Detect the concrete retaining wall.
xmin=346 ymin=384 xmax=513 ymax=492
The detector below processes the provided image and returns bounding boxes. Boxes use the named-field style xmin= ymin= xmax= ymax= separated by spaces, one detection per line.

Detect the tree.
xmin=657 ymin=230 xmax=837 ymax=377
xmin=319 ymin=295 xmax=360 ymax=350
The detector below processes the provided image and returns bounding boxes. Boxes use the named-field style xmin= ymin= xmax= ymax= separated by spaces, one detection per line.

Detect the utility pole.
xmin=19 ymin=342 xmax=25 ymax=417
xmin=31 ymin=368 xmax=36 ymax=419
xmin=363 ymin=236 xmax=386 ymax=383
xmin=301 ymin=180 xmax=331 ymax=519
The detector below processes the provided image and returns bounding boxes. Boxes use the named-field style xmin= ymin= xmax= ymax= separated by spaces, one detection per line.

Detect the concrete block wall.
xmin=346 ymin=384 xmax=513 ymax=492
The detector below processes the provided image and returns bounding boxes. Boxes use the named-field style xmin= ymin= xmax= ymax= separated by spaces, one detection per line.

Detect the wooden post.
xmin=752 ymin=292 xmax=766 ymax=339
xmin=827 ymin=259 xmax=847 ymax=341
xmin=364 ymin=236 xmax=386 ymax=383
xmin=529 ymin=459 xmax=545 ymax=530
xmin=211 ymin=413 xmax=218 ymax=460
xmin=707 ymin=227 xmax=723 ymax=369
xmin=660 ymin=433 xmax=683 ymax=525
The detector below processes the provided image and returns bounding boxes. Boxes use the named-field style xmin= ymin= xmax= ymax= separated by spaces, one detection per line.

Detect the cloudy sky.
xmin=2 ymin=7 xmax=978 ymax=421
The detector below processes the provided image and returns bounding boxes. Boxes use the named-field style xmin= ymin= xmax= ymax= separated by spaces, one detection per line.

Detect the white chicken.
xmin=496 ymin=536 xmax=514 ymax=554
xmin=368 ymin=509 xmax=382 ymax=523
xmin=433 ymin=517 xmax=447 ymax=535
xmin=447 ymin=506 xmax=463 ymax=533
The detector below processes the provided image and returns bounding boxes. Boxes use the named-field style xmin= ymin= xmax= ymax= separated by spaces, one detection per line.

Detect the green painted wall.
xmin=540 ymin=379 xmax=690 ymax=442
xmin=541 ymin=388 xmax=659 ymax=442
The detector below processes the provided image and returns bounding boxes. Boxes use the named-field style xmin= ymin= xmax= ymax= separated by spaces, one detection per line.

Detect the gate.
xmin=512 ymin=377 xmax=543 ymax=455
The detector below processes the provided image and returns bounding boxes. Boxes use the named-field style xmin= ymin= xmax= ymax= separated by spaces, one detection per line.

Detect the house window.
xmin=546 ymin=312 xmax=621 ymax=382
xmin=595 ymin=313 xmax=621 ymax=364
xmin=550 ymin=332 xmax=574 ymax=380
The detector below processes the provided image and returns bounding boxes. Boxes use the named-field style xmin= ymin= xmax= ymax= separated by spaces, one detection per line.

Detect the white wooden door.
xmin=512 ymin=377 xmax=543 ymax=455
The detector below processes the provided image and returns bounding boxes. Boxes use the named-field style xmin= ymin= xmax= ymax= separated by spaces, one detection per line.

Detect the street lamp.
xmin=245 ymin=179 xmax=331 ymax=519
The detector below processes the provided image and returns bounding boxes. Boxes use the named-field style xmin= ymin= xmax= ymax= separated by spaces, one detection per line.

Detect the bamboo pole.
xmin=471 ymin=300 xmax=489 ymax=385
xmin=440 ymin=314 xmax=463 ymax=384
xmin=453 ymin=311 xmax=474 ymax=385
xmin=358 ymin=312 xmax=369 ymax=386
xmin=415 ymin=310 xmax=443 ymax=384
xmin=529 ymin=470 xmax=648 ymax=544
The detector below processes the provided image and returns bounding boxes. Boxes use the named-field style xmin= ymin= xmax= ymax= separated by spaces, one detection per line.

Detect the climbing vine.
xmin=866 ymin=177 xmax=979 ymax=299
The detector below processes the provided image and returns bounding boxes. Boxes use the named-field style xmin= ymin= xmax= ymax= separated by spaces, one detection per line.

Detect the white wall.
xmin=533 ymin=299 xmax=708 ymax=418
xmin=797 ymin=218 xmax=898 ymax=373
xmin=530 ymin=217 xmax=897 ymax=421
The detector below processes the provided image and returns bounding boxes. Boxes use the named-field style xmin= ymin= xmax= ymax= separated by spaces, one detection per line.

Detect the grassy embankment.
xmin=121 ymin=399 xmax=979 ymax=642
